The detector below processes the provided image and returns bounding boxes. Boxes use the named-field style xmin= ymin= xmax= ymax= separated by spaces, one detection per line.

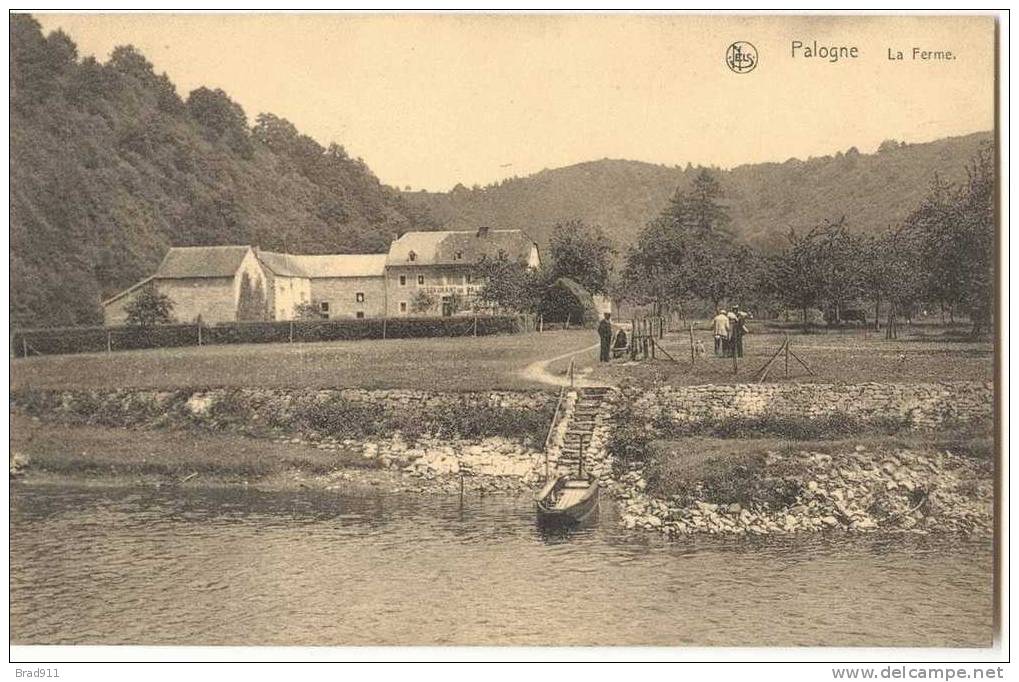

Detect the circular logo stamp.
xmin=726 ymin=41 xmax=758 ymax=74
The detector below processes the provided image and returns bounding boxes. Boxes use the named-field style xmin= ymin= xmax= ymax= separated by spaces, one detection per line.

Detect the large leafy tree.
xmin=475 ymin=251 xmax=545 ymax=314
xmin=905 ymin=145 xmax=995 ymax=335
xmin=621 ymin=168 xmax=752 ymax=313
xmin=546 ymin=219 xmax=617 ymax=295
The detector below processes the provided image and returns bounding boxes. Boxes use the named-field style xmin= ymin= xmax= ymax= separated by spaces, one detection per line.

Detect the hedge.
xmin=12 ymin=315 xmax=529 ymax=358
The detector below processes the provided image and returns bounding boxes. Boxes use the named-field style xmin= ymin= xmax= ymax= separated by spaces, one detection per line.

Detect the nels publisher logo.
xmin=726 ymin=41 xmax=758 ymax=74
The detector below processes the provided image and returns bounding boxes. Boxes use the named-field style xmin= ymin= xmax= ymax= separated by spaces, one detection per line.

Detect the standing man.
xmin=712 ymin=308 xmax=730 ymax=357
xmin=598 ymin=312 xmax=613 ymax=363
xmin=730 ymin=305 xmax=750 ymax=358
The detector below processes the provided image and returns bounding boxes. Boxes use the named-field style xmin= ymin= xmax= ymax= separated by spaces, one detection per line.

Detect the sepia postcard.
xmin=7 ymin=9 xmax=1007 ymax=673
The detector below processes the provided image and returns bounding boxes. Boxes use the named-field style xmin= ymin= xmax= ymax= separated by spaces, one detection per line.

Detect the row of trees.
xmin=762 ymin=144 xmax=995 ymax=335
xmin=476 ymin=145 xmax=994 ymax=337
xmin=616 ymin=148 xmax=994 ymax=336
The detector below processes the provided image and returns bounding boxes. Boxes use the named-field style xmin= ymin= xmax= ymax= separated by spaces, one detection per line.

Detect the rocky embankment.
xmin=11 ymin=384 xmax=994 ymax=537
xmin=613 ymin=446 xmax=992 ymax=537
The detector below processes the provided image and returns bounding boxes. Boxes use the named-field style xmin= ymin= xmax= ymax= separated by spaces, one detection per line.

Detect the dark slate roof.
xmin=388 ymin=229 xmax=538 ymax=266
xmin=154 ymin=245 xmax=253 ymax=279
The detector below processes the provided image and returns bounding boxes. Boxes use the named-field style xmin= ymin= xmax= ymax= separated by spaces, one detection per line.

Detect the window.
xmin=454 ymin=251 xmax=463 ymax=260
xmin=355 ymin=292 xmax=365 ymax=303
xmin=356 ymin=311 xmax=365 ymax=319
xmin=408 ymin=251 xmax=417 ymax=262
xmin=399 ymin=275 xmax=406 ymax=286
xmin=319 ymin=302 xmax=330 ymax=313
xmin=399 ymin=301 xmax=407 ymax=313
xmin=466 ymin=273 xmax=473 ymax=284
xmin=417 ymin=275 xmax=425 ymax=286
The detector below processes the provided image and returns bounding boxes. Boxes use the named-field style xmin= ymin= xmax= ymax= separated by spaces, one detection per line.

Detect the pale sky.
xmin=34 ymin=13 xmax=996 ymax=191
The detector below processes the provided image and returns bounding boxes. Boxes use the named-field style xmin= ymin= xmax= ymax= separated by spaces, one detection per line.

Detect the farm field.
xmin=9 ymin=330 xmax=595 ymax=392
xmin=552 ymin=322 xmax=995 ymax=386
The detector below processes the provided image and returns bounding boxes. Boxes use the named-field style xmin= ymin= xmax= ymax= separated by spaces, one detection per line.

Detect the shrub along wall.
xmin=12 ymin=315 xmax=527 ymax=357
xmin=11 ymin=387 xmax=558 ymax=445
xmin=634 ymin=382 xmax=993 ymax=432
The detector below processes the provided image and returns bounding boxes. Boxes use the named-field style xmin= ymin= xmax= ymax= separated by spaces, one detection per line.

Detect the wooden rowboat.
xmin=535 ymin=474 xmax=600 ymax=525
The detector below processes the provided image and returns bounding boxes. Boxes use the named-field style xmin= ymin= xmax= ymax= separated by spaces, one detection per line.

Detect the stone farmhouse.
xmin=101 ymin=228 xmax=539 ymax=325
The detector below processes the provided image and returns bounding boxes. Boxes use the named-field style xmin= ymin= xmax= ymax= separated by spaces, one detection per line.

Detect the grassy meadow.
xmin=9 ymin=329 xmax=595 ymax=392
xmin=552 ymin=321 xmax=995 ymax=387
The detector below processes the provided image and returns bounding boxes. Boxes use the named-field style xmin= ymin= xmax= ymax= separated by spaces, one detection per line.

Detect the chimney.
xmin=476 ymin=226 xmax=490 ymax=238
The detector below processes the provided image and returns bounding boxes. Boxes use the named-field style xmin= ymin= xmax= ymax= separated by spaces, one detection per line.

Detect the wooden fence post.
xmin=382 ymin=317 xmax=387 ymax=340
xmin=197 ymin=324 xmax=203 ymax=347
xmin=289 ymin=320 xmax=294 ymax=343
xmin=689 ymin=323 xmax=695 ymax=364
xmin=22 ymin=337 xmax=27 ymax=358
xmin=473 ymin=314 xmax=478 ymax=337
xmin=107 ymin=330 xmax=113 ymax=353
xmin=784 ymin=333 xmax=789 ymax=377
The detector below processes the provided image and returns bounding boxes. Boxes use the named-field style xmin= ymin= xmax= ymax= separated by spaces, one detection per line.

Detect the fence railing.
xmin=11 ymin=314 xmax=533 ymax=358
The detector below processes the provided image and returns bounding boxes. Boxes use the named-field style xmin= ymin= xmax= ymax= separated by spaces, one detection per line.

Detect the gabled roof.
xmin=257 ymin=250 xmax=311 ymax=278
xmin=388 ymin=229 xmax=538 ymax=266
xmin=154 ymin=245 xmax=253 ymax=279
xmin=290 ymin=254 xmax=387 ymax=278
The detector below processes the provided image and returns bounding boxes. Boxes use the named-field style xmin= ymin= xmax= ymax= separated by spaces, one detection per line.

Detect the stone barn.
xmin=102 ymin=245 xmax=269 ymax=325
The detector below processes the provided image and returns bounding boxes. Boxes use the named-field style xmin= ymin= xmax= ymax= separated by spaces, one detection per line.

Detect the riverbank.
xmin=9 ymin=414 xmax=539 ymax=496
xmin=610 ymin=435 xmax=993 ymax=536
xmin=10 ymin=380 xmax=995 ymax=538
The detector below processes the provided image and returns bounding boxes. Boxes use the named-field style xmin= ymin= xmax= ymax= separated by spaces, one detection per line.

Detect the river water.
xmin=10 ymin=483 xmax=993 ymax=647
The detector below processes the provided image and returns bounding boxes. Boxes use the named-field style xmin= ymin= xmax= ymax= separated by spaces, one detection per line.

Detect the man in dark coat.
xmin=598 ymin=312 xmax=613 ymax=362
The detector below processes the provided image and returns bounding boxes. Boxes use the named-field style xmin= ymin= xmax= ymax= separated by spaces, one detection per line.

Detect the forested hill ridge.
xmin=404 ymin=131 xmax=992 ymax=254
xmin=10 ymin=15 xmax=436 ymax=328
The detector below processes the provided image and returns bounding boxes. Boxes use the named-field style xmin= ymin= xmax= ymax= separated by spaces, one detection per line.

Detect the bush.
xmin=12 ymin=315 xmax=525 ymax=357
xmin=650 ymin=450 xmax=802 ymax=508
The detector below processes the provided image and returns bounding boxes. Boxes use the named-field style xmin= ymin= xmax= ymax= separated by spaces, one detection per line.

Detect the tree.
xmin=124 ymin=285 xmax=175 ymax=326
xmin=955 ymin=144 xmax=995 ymax=335
xmin=767 ymin=229 xmax=824 ymax=330
xmin=547 ymin=219 xmax=617 ymax=295
xmin=186 ymin=87 xmax=253 ymax=157
xmin=409 ymin=289 xmax=438 ymax=314
xmin=476 ymin=251 xmax=544 ymax=313
xmin=237 ymin=272 xmax=267 ymax=321
xmin=905 ymin=144 xmax=995 ymax=336
xmin=877 ymin=139 xmax=903 ymax=153
xmin=293 ymin=301 xmax=324 ymax=320
xmin=813 ymin=217 xmax=865 ymax=322
xmin=620 ymin=168 xmax=745 ymax=315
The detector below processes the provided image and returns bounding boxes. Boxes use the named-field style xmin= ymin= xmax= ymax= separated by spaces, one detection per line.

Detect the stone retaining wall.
xmin=634 ymin=382 xmax=992 ymax=429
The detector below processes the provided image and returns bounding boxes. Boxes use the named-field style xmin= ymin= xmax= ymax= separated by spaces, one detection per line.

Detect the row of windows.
xmin=318 ymin=293 xmax=365 ymax=313
xmin=397 ymin=274 xmax=473 ymax=286
xmin=407 ymin=250 xmax=464 ymax=262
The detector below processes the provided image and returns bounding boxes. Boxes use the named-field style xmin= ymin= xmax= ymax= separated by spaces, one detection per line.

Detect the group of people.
xmin=712 ymin=306 xmax=751 ymax=358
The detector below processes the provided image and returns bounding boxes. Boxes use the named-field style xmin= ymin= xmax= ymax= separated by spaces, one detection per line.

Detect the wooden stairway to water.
xmin=556 ymin=386 xmax=612 ymax=472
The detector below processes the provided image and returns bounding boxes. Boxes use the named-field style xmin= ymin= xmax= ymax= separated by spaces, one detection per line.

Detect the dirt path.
xmin=519 ymin=342 xmax=605 ymax=387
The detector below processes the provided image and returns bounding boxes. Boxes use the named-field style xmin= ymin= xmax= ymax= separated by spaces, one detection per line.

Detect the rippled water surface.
xmin=10 ymin=483 xmax=993 ymax=646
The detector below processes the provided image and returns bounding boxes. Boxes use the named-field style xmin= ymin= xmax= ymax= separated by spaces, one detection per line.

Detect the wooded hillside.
xmin=11 ymin=15 xmax=435 ymax=327
xmin=405 ymin=132 xmax=992 ymax=254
